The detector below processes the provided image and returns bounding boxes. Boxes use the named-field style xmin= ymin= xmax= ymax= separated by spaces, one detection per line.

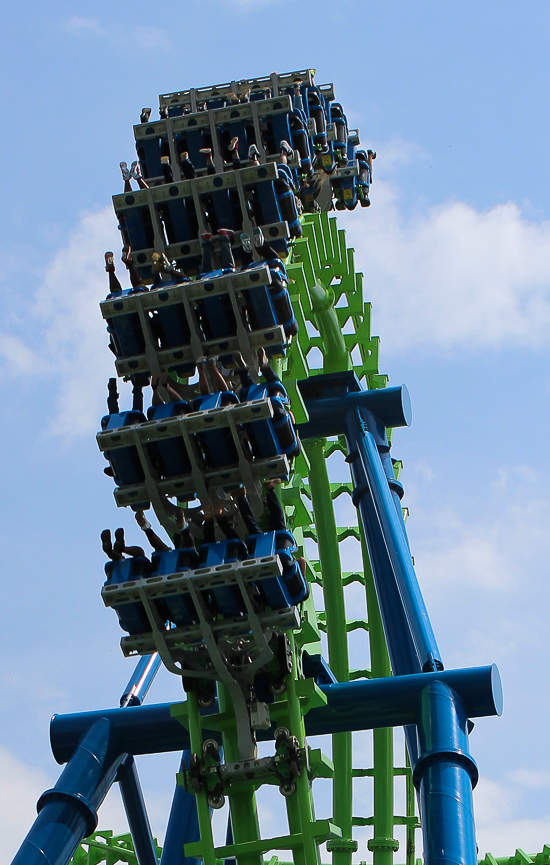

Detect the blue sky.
xmin=2 ymin=0 xmax=550 ymax=861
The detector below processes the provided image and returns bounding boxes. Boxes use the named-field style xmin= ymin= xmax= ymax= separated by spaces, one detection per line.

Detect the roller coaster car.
xmin=198 ymin=539 xmax=250 ymax=617
xmin=241 ymin=384 xmax=300 ymax=460
xmin=134 ymin=124 xmax=172 ymax=181
xmin=307 ymin=87 xmax=328 ymax=153
xmin=105 ymin=290 xmax=148 ymax=360
xmin=192 ymin=391 xmax=241 ymax=468
xmin=151 ymin=548 xmax=201 ymax=627
xmin=289 ymin=112 xmax=314 ymax=179
xmin=247 ymin=530 xmax=309 ymax=608
xmin=101 ymin=410 xmax=148 ymax=496
xmin=195 ymin=287 xmax=238 ymax=341
xmin=242 ymin=260 xmax=298 ymax=338
xmin=333 ymin=138 xmax=361 ymax=211
xmin=146 ymin=401 xmax=195 ymax=479
xmin=104 ymin=556 xmax=154 ymax=634
xmin=356 ymin=149 xmax=372 ymax=207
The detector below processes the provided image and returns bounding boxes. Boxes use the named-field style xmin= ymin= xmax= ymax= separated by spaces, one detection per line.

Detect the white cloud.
xmin=0 ymin=748 xmax=53 ymax=865
xmin=0 ymin=745 xmax=131 ymax=865
xmin=474 ymin=776 xmax=550 ymax=858
xmin=345 ymin=182 xmax=550 ymax=353
xmin=64 ymin=16 xmax=172 ymax=51
xmin=511 ymin=769 xmax=550 ymax=790
xmin=0 ymin=206 xmax=119 ymax=436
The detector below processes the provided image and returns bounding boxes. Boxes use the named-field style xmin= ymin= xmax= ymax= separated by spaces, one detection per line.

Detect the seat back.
xmin=103 ymin=411 xmax=147 ymax=487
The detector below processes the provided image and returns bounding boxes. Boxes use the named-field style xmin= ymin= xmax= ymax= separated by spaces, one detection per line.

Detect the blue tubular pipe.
xmin=117 ymin=756 xmax=159 ymax=865
xmin=160 ymin=752 xmax=201 ymax=865
xmin=11 ymin=719 xmax=124 ymax=865
xmin=341 ymin=405 xmax=480 ymax=865
xmin=414 ymin=682 xmax=478 ymax=865
xmin=120 ymin=654 xmax=162 ymax=707
xmin=50 ymin=665 xmax=502 ymax=763
xmin=345 ymin=407 xmax=443 ymax=673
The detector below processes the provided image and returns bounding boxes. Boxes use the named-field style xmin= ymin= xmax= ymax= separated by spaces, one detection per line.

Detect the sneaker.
xmin=121 ymin=245 xmax=132 ymax=264
xmin=280 ymin=140 xmax=293 ymax=159
xmin=120 ymin=162 xmax=130 ymax=181
xmin=253 ymin=227 xmax=264 ymax=248
xmin=218 ymin=228 xmax=235 ymax=241
xmin=228 ymin=136 xmax=239 ymax=153
xmin=152 ymin=251 xmax=171 ymax=273
xmin=201 ymin=232 xmax=212 ymax=242
xmin=130 ymin=161 xmax=142 ymax=180
xmin=248 ymin=144 xmax=260 ymax=162
xmin=257 ymin=346 xmax=268 ymax=369
xmin=232 ymin=351 xmax=247 ymax=370
xmin=241 ymin=233 xmax=252 ymax=253
xmin=105 ymin=251 xmax=115 ymax=272
xmin=160 ymin=155 xmax=170 ymax=165
xmin=199 ymin=148 xmax=212 ymax=156
xmin=113 ymin=527 xmax=126 ymax=555
xmin=140 ymin=107 xmax=152 ymax=123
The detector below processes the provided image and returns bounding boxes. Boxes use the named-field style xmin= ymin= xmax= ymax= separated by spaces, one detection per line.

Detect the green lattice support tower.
xmin=70 ymin=210 xmax=419 ymax=865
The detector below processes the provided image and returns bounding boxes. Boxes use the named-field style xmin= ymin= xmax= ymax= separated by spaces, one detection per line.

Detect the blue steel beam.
xmin=11 ymin=719 xmax=124 ymax=865
xmin=120 ymin=654 xmax=162 ymax=707
xmin=50 ymin=665 xmax=502 ymax=763
xmin=159 ymin=752 xmax=201 ymax=865
xmin=296 ymin=374 xmax=487 ymax=865
xmin=10 ymin=656 xmax=162 ymax=865
xmin=117 ymin=756 xmax=159 ymax=865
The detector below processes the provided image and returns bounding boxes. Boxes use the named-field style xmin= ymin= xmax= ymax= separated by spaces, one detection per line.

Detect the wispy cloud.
xmin=0 ymin=746 xmax=130 ymax=865
xmin=0 ymin=206 xmax=120 ymax=436
xmin=64 ymin=16 xmax=172 ymax=51
xmin=345 ymin=181 xmax=550 ymax=354
xmin=474 ymin=776 xmax=550 ymax=858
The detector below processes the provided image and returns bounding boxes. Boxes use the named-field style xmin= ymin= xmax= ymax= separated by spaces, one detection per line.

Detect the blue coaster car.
xmin=334 ymin=137 xmax=360 ymax=211
xmin=289 ymin=112 xmax=314 ymax=178
xmin=329 ymin=102 xmax=349 ymax=166
xmin=146 ymin=401 xmax=194 ymax=478
xmin=201 ymin=186 xmax=240 ymax=235
xmin=240 ymin=383 xmax=300 ymax=460
xmin=175 ymin=127 xmax=212 ymax=173
xmin=275 ymin=165 xmax=303 ymax=239
xmin=135 ymin=126 xmax=170 ymax=180
xmin=158 ymin=195 xmax=197 ymax=244
xmin=247 ymin=531 xmax=309 ymax=608
xmin=105 ymin=290 xmax=147 ymax=359
xmin=262 ymin=106 xmax=293 ymax=157
xmin=356 ymin=150 xmax=372 ymax=207
xmin=116 ymin=199 xmax=156 ymax=253
xmin=150 ymin=548 xmax=201 ymax=627
xmin=198 ymin=539 xmax=249 ymax=617
xmin=307 ymin=88 xmax=328 ymax=152
xmin=101 ymin=410 xmax=148 ymax=492
xmin=241 ymin=259 xmax=297 ymax=338
xmin=195 ymin=279 xmax=238 ymax=340
xmin=268 ymin=259 xmax=299 ymax=337
xmin=104 ymin=556 xmax=155 ymax=634
xmin=192 ymin=391 xmax=241 ymax=468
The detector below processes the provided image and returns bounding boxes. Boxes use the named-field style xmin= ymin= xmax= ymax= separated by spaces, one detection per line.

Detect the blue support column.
xmin=11 ymin=719 xmax=124 ymax=865
xmin=414 ymin=682 xmax=478 ymax=865
xmin=160 ymin=752 xmax=201 ymax=865
xmin=117 ymin=755 xmax=159 ymax=865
